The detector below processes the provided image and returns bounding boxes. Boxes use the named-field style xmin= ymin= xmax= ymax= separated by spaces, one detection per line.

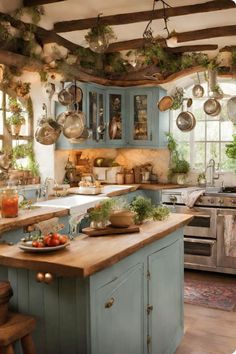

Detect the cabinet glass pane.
xmin=89 ymin=92 xmax=97 ymax=140
xmin=88 ymin=92 xmax=105 ymax=142
xmin=133 ymin=95 xmax=148 ymax=140
xmin=98 ymin=93 xmax=105 ymax=141
xmin=108 ymin=94 xmax=122 ymax=140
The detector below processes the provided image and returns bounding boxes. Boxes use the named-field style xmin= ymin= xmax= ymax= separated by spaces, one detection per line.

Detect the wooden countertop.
xmin=138 ymin=183 xmax=181 ymax=190
xmin=0 ymin=213 xmax=192 ymax=278
xmin=0 ymin=207 xmax=69 ymax=234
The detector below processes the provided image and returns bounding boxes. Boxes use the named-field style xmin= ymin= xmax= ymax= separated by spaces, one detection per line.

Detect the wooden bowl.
xmin=109 ymin=211 xmax=136 ymax=228
xmin=157 ymin=96 xmax=174 ymax=111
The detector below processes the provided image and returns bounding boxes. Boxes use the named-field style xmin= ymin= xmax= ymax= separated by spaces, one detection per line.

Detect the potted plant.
xmin=165 ymin=132 xmax=190 ymax=184
xmin=129 ymin=196 xmax=170 ymax=224
xmin=197 ymin=172 xmax=206 ymax=186
xmin=88 ymin=199 xmax=116 ymax=228
xmin=6 ymin=113 xmax=26 ymax=135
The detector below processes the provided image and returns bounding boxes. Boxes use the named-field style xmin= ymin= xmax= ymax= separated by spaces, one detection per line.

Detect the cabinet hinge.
xmin=147 ymin=270 xmax=151 ymax=280
xmin=146 ymin=304 xmax=153 ymax=315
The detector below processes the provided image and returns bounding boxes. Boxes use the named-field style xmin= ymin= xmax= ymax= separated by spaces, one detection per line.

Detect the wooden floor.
xmin=175 ymin=270 xmax=236 ymax=354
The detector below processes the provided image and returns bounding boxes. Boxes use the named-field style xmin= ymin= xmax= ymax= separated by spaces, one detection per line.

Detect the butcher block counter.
xmin=0 ymin=206 xmax=69 ymax=234
xmin=0 ymin=213 xmax=192 ymax=277
xmin=0 ymin=213 xmax=191 ymax=354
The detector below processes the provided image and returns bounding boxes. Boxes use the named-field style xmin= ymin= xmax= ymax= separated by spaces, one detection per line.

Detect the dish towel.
xmin=181 ymin=187 xmax=205 ymax=208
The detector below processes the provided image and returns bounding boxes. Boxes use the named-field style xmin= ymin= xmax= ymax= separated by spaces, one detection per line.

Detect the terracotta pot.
xmin=8 ymin=124 xmax=22 ymax=136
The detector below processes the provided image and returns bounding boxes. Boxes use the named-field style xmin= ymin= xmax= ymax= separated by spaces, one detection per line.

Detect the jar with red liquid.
xmin=1 ymin=188 xmax=18 ymax=218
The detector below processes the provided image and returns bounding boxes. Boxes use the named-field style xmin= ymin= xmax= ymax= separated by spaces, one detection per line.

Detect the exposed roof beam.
xmin=177 ymin=25 xmax=236 ymax=43
xmin=106 ymin=38 xmax=218 ymax=53
xmin=54 ymin=0 xmax=235 ymax=33
xmin=23 ymin=0 xmax=65 ymax=6
xmin=166 ymin=45 xmax=218 ymax=53
xmin=0 ymin=12 xmax=80 ymax=53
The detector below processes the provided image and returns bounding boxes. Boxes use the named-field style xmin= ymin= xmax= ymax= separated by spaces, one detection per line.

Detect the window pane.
xmin=206 ymin=142 xmax=219 ymax=164
xmin=194 ymin=121 xmax=205 ymax=141
xmin=206 ymin=121 xmax=219 ymax=141
xmin=221 ymin=143 xmax=236 ymax=171
xmin=193 ymin=142 xmax=205 ymax=170
xmin=221 ymin=121 xmax=234 ymax=141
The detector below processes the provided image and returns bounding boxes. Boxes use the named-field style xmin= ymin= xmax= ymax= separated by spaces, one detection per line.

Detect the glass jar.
xmin=1 ymin=188 xmax=18 ymax=218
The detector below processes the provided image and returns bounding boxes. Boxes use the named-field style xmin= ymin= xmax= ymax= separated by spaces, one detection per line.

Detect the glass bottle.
xmin=1 ymin=188 xmax=18 ymax=218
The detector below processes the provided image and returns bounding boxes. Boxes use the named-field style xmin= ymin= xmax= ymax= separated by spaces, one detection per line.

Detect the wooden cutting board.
xmin=82 ymin=225 xmax=140 ymax=236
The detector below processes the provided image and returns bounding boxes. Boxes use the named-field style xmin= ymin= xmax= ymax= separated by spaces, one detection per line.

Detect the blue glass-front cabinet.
xmin=55 ymin=83 xmax=169 ymax=149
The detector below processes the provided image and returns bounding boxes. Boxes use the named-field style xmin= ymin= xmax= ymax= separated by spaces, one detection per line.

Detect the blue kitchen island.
xmin=0 ymin=213 xmax=192 ymax=354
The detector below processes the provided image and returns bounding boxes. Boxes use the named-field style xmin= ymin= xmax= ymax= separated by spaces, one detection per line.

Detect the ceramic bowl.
xmin=109 ymin=211 xmax=136 ymax=228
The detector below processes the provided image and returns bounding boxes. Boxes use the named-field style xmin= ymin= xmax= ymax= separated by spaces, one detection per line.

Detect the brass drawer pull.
xmin=36 ymin=272 xmax=54 ymax=284
xmin=105 ymin=297 xmax=115 ymax=308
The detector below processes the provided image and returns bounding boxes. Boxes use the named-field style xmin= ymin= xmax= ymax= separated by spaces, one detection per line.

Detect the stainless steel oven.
xmin=173 ymin=205 xmax=217 ymax=269
xmin=161 ymin=187 xmax=236 ymax=274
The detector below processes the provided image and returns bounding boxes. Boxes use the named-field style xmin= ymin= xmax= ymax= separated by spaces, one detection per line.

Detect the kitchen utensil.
xmin=56 ymin=111 xmax=69 ymax=126
xmin=157 ymin=96 xmax=173 ymax=111
xmin=192 ymin=73 xmax=204 ymax=98
xmin=63 ymin=110 xmax=85 ymax=139
xmin=97 ymin=123 xmax=106 ymax=135
xmin=227 ymin=96 xmax=236 ymax=123
xmin=176 ymin=111 xmax=196 ymax=132
xmin=69 ymin=126 xmax=89 ymax=143
xmin=109 ymin=117 xmax=118 ymax=139
xmin=203 ymin=98 xmax=221 ymax=116
xmin=35 ymin=104 xmax=62 ymax=145
xmin=66 ymin=83 xmax=83 ymax=103
xmin=58 ymin=81 xmax=74 ymax=106
xmin=141 ymin=171 xmax=150 ymax=183
xmin=186 ymin=98 xmax=193 ymax=108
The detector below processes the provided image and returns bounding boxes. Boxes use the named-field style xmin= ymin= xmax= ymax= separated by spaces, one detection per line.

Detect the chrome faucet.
xmin=37 ymin=177 xmax=57 ymax=200
xmin=206 ymin=159 xmax=219 ymax=186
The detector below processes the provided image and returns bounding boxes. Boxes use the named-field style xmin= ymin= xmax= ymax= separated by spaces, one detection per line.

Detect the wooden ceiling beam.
xmin=23 ymin=0 xmax=65 ymax=6
xmin=106 ymin=38 xmax=218 ymax=53
xmin=54 ymin=0 xmax=235 ymax=33
xmin=177 ymin=25 xmax=236 ymax=43
xmin=0 ymin=12 xmax=81 ymax=53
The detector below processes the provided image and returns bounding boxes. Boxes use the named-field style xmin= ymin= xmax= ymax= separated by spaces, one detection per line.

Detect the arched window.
xmin=170 ymin=80 xmax=236 ymax=172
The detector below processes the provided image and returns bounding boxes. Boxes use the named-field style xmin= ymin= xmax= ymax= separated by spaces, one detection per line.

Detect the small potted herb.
xmin=88 ymin=199 xmax=116 ymax=228
xmin=197 ymin=172 xmax=206 ymax=186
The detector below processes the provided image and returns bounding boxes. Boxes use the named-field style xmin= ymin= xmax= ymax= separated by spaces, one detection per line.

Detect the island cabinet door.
xmin=147 ymin=234 xmax=184 ymax=354
xmin=90 ymin=262 xmax=145 ymax=354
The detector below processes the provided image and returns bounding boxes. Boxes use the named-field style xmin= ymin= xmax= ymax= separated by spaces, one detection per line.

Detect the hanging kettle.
xmin=35 ymin=103 xmax=62 ymax=145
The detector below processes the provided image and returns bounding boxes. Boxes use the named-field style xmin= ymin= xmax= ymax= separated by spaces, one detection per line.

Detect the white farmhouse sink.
xmin=34 ymin=195 xmax=108 ymax=215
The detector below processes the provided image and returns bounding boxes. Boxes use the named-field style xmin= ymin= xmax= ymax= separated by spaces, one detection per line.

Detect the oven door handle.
xmin=184 ymin=237 xmax=216 ymax=245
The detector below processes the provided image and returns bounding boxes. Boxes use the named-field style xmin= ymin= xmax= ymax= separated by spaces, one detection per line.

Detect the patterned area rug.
xmin=184 ymin=278 xmax=236 ymax=311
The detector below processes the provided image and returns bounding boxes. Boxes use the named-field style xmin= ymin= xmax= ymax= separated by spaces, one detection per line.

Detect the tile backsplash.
xmin=55 ymin=148 xmax=170 ymax=183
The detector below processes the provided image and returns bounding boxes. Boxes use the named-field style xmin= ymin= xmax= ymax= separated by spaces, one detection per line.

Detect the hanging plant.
xmin=14 ymin=81 xmax=31 ymax=98
xmin=14 ymin=6 xmax=44 ymax=25
xmin=85 ymin=15 xmax=116 ymax=53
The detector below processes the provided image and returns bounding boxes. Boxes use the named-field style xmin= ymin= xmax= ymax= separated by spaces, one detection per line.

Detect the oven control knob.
xmin=218 ymin=198 xmax=224 ymax=205
xmin=210 ymin=198 xmax=215 ymax=204
xmin=231 ymin=199 xmax=236 ymax=205
xmin=169 ymin=195 xmax=177 ymax=203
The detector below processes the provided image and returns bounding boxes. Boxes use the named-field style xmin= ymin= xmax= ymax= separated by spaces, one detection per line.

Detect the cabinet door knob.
xmin=105 ymin=297 xmax=115 ymax=308
xmin=36 ymin=272 xmax=45 ymax=282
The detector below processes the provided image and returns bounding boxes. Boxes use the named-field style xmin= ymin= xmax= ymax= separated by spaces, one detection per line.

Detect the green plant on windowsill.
xmin=165 ymin=132 xmax=190 ymax=183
